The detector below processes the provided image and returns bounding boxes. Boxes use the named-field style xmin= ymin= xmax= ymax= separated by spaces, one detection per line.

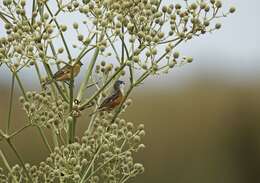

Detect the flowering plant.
xmin=0 ymin=0 xmax=235 ymax=182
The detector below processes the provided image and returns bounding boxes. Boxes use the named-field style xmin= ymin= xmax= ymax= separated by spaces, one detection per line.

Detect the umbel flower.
xmin=0 ymin=115 xmax=145 ymax=183
xmin=0 ymin=0 xmax=235 ymax=183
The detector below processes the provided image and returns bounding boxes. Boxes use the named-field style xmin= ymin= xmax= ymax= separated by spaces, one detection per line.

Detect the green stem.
xmin=76 ymin=47 xmax=100 ymax=102
xmin=0 ymin=150 xmax=18 ymax=183
xmin=120 ymin=174 xmax=137 ymax=183
xmin=34 ymin=61 xmax=45 ymax=91
xmin=77 ymin=33 xmax=96 ymax=61
xmin=68 ymin=116 xmax=76 ymax=144
xmin=0 ymin=11 xmax=12 ymax=24
xmin=58 ymin=131 xmax=65 ymax=145
xmin=6 ymin=139 xmax=33 ymax=183
xmin=45 ymin=4 xmax=72 ymax=60
xmin=84 ymin=155 xmax=116 ymax=181
xmin=68 ymin=77 xmax=75 ymax=144
xmin=105 ymin=32 xmax=121 ymax=63
xmin=119 ymin=37 xmax=134 ymax=84
xmin=121 ymin=29 xmax=125 ymax=65
xmin=37 ymin=126 xmax=52 ymax=153
xmin=31 ymin=0 xmax=36 ymax=24
xmin=34 ymin=61 xmax=42 ymax=81
xmin=135 ymin=70 xmax=151 ymax=85
xmin=87 ymin=94 xmax=102 ymax=132
xmin=8 ymin=124 xmax=31 ymax=139
xmin=14 ymin=72 xmax=27 ymax=100
xmin=6 ymin=73 xmax=15 ymax=134
xmin=0 ymin=129 xmax=7 ymax=139
xmin=51 ymin=127 xmax=59 ymax=147
xmin=80 ymin=145 xmax=102 ymax=183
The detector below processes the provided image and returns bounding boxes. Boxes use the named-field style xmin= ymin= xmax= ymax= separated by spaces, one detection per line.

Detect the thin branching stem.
xmin=0 ymin=150 xmax=18 ymax=183
xmin=68 ymin=75 xmax=75 ymax=144
xmin=84 ymin=155 xmax=116 ymax=181
xmin=6 ymin=139 xmax=33 ymax=183
xmin=77 ymin=46 xmax=100 ymax=102
xmin=31 ymin=0 xmax=36 ymax=24
xmin=8 ymin=124 xmax=32 ymax=139
xmin=37 ymin=126 xmax=52 ymax=153
xmin=105 ymin=32 xmax=121 ymax=63
xmin=80 ymin=145 xmax=102 ymax=183
xmin=45 ymin=4 xmax=72 ymax=61
xmin=6 ymin=73 xmax=15 ymax=134
xmin=14 ymin=72 xmax=27 ymax=100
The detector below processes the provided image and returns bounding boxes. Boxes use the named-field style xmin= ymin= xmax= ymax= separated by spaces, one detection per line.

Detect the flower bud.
xmin=215 ymin=23 xmax=222 ymax=29
xmin=173 ymin=51 xmax=180 ymax=59
xmin=73 ymin=22 xmax=79 ymax=29
xmin=186 ymin=57 xmax=193 ymax=63
xmin=229 ymin=6 xmax=236 ymax=13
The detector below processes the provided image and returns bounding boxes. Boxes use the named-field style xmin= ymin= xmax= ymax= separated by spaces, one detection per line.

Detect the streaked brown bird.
xmin=90 ymin=80 xmax=125 ymax=116
xmin=44 ymin=61 xmax=83 ymax=85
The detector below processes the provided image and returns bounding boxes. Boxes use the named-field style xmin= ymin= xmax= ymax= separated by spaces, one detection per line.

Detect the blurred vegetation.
xmin=1 ymin=78 xmax=260 ymax=183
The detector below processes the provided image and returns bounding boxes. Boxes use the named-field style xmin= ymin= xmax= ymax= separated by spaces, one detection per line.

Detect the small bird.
xmin=90 ymin=80 xmax=125 ymax=116
xmin=44 ymin=61 xmax=83 ymax=86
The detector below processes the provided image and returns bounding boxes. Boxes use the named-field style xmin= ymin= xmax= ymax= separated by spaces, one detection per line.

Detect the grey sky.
xmin=0 ymin=0 xmax=259 ymax=87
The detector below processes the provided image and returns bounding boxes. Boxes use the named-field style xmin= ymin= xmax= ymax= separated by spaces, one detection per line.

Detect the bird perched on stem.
xmin=90 ymin=80 xmax=125 ymax=116
xmin=44 ymin=61 xmax=83 ymax=86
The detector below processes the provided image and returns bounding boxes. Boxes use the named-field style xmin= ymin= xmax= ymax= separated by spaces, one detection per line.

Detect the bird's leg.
xmin=64 ymin=80 xmax=71 ymax=86
xmin=65 ymin=81 xmax=76 ymax=90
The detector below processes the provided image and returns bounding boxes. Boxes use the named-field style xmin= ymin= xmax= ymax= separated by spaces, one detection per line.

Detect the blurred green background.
xmin=1 ymin=76 xmax=260 ymax=183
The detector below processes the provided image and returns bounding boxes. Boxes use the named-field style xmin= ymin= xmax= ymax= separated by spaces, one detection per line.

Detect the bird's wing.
xmin=99 ymin=91 xmax=120 ymax=109
xmin=53 ymin=64 xmax=72 ymax=78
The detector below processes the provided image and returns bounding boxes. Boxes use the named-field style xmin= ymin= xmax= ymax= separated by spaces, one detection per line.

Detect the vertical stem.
xmin=76 ymin=47 xmax=100 ymax=102
xmin=45 ymin=4 xmax=72 ymax=61
xmin=34 ymin=61 xmax=43 ymax=86
xmin=6 ymin=139 xmax=33 ymax=183
xmin=68 ymin=116 xmax=76 ymax=144
xmin=58 ymin=131 xmax=65 ymax=145
xmin=84 ymin=155 xmax=116 ymax=181
xmin=37 ymin=126 xmax=52 ymax=153
xmin=121 ymin=28 xmax=125 ymax=65
xmin=6 ymin=73 xmax=15 ymax=134
xmin=80 ymin=145 xmax=102 ymax=183
xmin=68 ymin=76 xmax=75 ymax=144
xmin=51 ymin=127 xmax=59 ymax=147
xmin=14 ymin=72 xmax=27 ymax=100
xmin=0 ymin=150 xmax=18 ymax=183
xmin=87 ymin=94 xmax=102 ymax=132
xmin=31 ymin=0 xmax=36 ymax=25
